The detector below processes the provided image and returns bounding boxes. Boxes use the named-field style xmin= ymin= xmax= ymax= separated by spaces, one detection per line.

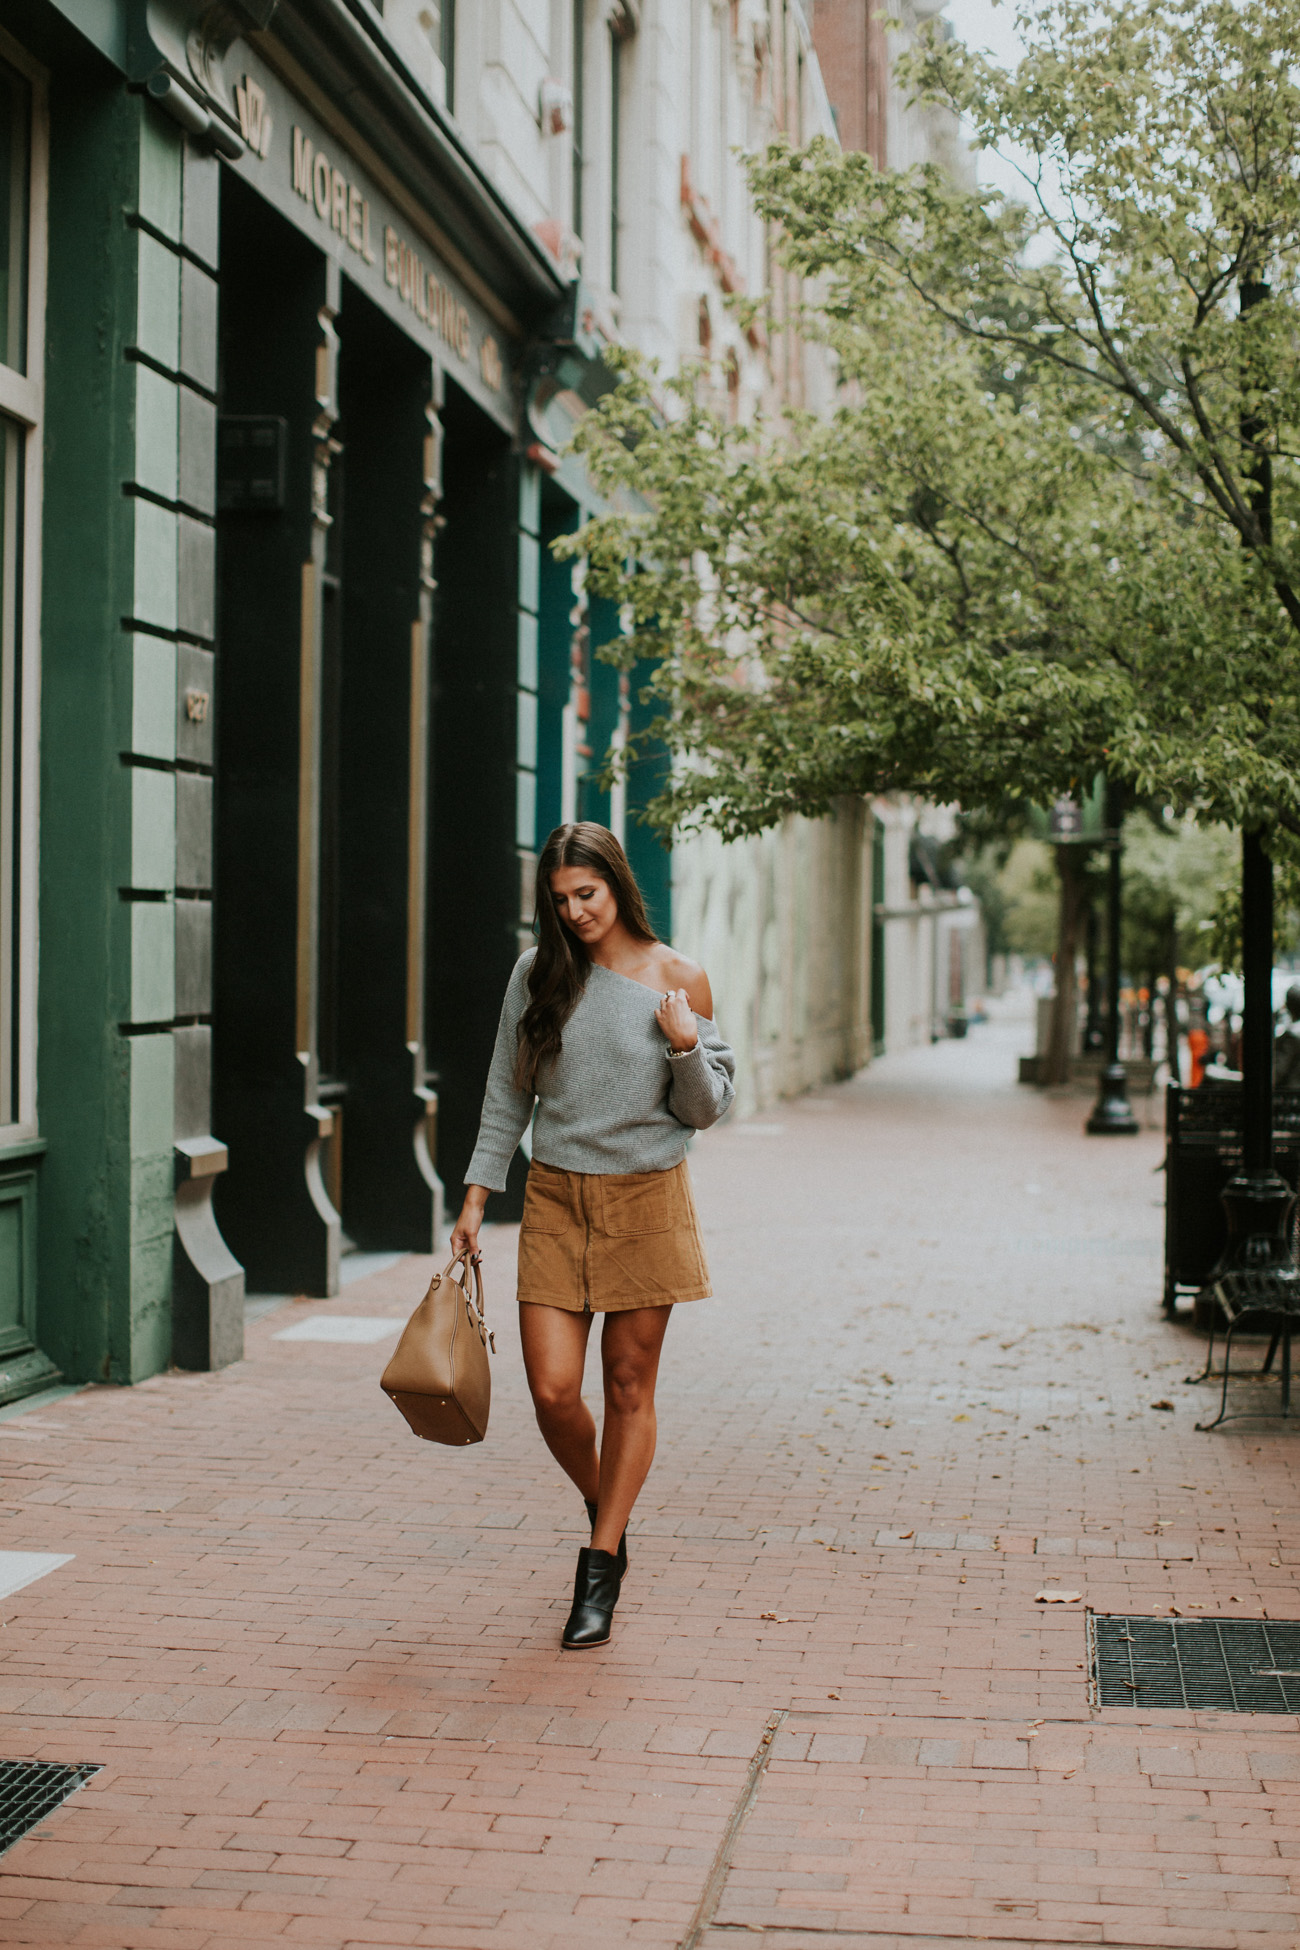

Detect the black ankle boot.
xmin=584 ymin=1498 xmax=629 ymax=1579
xmin=562 ymin=1547 xmax=621 ymax=1650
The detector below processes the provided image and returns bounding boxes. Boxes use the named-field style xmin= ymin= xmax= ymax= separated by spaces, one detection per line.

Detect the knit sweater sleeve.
xmin=464 ymin=956 xmax=537 ymax=1193
xmin=666 ymin=1018 xmax=736 ymax=1130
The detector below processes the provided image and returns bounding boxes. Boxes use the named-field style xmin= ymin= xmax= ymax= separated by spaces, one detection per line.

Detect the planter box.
xmin=1018 ymin=1053 xmax=1158 ymax=1093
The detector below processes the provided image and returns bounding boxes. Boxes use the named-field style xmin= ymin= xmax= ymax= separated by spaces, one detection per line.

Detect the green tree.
xmin=967 ymin=840 xmax=1062 ymax=963
xmin=1121 ymin=814 xmax=1239 ymax=977
xmin=570 ymin=0 xmax=1300 ymax=864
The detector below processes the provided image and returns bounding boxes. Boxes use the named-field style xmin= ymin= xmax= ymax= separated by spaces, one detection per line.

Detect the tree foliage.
xmin=569 ymin=0 xmax=1300 ymax=854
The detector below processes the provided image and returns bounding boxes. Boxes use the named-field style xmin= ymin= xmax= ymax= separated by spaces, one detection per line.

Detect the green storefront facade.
xmin=0 ymin=0 xmax=669 ymax=1400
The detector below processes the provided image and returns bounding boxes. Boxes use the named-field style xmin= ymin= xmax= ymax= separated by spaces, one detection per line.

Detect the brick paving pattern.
xmin=0 ymin=1007 xmax=1298 ymax=1948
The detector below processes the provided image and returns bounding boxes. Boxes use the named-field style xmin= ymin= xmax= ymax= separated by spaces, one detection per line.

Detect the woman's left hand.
xmin=655 ymin=988 xmax=699 ymax=1053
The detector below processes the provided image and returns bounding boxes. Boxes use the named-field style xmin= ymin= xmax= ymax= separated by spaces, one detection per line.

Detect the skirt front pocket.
xmin=520 ymin=1163 xmax=572 ymax=1235
xmin=597 ymin=1170 xmax=673 ymax=1237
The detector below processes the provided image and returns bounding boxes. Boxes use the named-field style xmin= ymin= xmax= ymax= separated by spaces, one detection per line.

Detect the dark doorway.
xmin=426 ymin=379 xmax=525 ymax=1218
xmin=212 ymin=173 xmax=339 ymax=1295
xmin=329 ymin=278 xmax=440 ymax=1250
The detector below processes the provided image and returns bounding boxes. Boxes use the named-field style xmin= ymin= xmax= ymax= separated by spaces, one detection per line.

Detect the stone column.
xmin=170 ymin=136 xmax=244 ymax=1368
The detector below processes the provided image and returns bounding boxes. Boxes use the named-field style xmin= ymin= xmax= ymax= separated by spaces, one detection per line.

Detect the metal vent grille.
xmin=0 ymin=1760 xmax=100 ymax=1853
xmin=1091 ymin=1614 xmax=1300 ymax=1712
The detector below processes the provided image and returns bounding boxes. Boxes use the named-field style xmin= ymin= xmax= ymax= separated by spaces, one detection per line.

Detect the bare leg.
xmin=591 ymin=1306 xmax=672 ymax=1554
xmin=519 ymin=1303 xmax=599 ymax=1503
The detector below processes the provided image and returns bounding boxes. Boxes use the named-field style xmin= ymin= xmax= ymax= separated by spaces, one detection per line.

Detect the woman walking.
xmin=451 ymin=822 xmax=735 ymax=1650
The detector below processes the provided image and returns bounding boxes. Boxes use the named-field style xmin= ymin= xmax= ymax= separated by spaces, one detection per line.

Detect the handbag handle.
xmin=466 ymin=1251 xmax=485 ymax=1321
xmin=446 ymin=1248 xmax=487 ymax=1327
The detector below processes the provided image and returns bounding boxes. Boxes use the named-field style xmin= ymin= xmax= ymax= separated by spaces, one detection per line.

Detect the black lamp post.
xmin=1086 ymin=780 xmax=1138 ymax=1135
xmin=1209 ymin=829 xmax=1295 ymax=1283
xmin=1084 ymin=897 xmax=1105 ymax=1052
xmin=1202 ymin=273 xmax=1297 ymax=1294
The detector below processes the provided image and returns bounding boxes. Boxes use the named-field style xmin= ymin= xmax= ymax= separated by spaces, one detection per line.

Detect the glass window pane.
xmin=0 ymin=61 xmax=30 ymax=374
xmin=0 ymin=418 xmax=21 ymax=1124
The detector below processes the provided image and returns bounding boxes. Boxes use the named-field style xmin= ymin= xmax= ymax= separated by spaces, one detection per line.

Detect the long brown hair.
xmin=514 ymin=822 xmax=658 ymax=1092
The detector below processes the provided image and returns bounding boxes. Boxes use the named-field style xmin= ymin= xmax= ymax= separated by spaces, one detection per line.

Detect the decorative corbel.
xmin=125 ymin=0 xmax=278 ymax=153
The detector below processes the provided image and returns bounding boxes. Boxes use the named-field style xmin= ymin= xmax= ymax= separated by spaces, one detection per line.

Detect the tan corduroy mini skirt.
xmin=517 ymin=1158 xmax=711 ymax=1313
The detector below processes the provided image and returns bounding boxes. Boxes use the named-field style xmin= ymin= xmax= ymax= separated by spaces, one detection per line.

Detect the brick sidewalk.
xmin=1 ymin=1009 xmax=1298 ymax=1949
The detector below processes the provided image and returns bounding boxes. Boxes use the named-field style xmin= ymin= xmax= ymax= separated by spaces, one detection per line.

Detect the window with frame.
xmin=0 ymin=40 xmax=43 ymax=1139
xmin=380 ymin=0 xmax=454 ymax=110
xmin=0 ymin=61 xmax=29 ymax=372
xmin=572 ymin=0 xmax=586 ymax=241
xmin=609 ymin=10 xmax=635 ymax=294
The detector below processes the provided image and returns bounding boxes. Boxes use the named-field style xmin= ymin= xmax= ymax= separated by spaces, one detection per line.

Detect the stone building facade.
xmin=0 ymin=0 xmax=972 ymax=1399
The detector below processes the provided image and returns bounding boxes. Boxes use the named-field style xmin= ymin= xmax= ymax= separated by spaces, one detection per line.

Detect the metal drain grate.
xmin=0 ymin=1760 xmax=100 ymax=1853
xmin=1090 ymin=1614 xmax=1300 ymax=1712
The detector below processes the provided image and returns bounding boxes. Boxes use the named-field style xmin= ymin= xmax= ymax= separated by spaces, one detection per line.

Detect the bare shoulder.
xmin=652 ymin=946 xmax=714 ymax=1019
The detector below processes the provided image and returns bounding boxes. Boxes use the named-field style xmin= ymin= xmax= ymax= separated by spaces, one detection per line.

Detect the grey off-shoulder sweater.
xmin=465 ymin=950 xmax=737 ymax=1192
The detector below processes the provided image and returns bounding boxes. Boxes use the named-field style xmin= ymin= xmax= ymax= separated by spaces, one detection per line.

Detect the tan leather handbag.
xmin=380 ymin=1251 xmax=493 ymax=1444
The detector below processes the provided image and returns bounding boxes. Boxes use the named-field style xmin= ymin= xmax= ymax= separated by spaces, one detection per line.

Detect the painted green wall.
xmin=625 ymin=657 xmax=672 ymax=942
xmin=581 ymin=592 xmax=621 ymax=830
xmin=535 ymin=492 xmax=577 ymax=848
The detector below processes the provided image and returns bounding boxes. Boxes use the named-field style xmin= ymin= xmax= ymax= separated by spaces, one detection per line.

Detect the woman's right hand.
xmin=450 ymin=1188 xmax=488 ymax=1261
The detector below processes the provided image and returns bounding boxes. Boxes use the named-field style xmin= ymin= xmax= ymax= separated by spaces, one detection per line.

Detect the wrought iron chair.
xmin=1192 ymin=1270 xmax=1300 ymax=1430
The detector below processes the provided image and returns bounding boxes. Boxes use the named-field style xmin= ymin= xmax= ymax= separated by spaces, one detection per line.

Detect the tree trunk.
xmin=1044 ymin=845 xmax=1088 ymax=1086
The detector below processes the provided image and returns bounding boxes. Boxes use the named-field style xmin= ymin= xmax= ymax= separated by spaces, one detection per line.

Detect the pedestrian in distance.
xmin=451 ymin=822 xmax=736 ymax=1650
xmin=1275 ymin=982 xmax=1300 ymax=1092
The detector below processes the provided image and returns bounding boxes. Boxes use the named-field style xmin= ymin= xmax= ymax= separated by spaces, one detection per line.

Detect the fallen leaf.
xmin=953 ymin=1413 xmax=971 ymax=1422
xmin=759 ymin=1612 xmax=792 ymax=1623
xmin=1035 ymin=1589 xmax=1083 ymax=1604
xmin=1151 ymin=1399 xmax=1175 ymax=1412
xmin=827 ymin=1691 xmax=839 ymax=1700
xmin=898 ymin=1529 xmax=914 ymax=1539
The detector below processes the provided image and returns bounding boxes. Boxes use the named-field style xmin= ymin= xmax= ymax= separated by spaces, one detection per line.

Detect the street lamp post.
xmin=1202 ymin=272 xmax=1297 ymax=1295
xmin=1209 ymin=829 xmax=1295 ymax=1283
xmin=1086 ymin=781 xmax=1138 ymax=1135
xmin=1084 ymin=897 xmax=1104 ymax=1052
